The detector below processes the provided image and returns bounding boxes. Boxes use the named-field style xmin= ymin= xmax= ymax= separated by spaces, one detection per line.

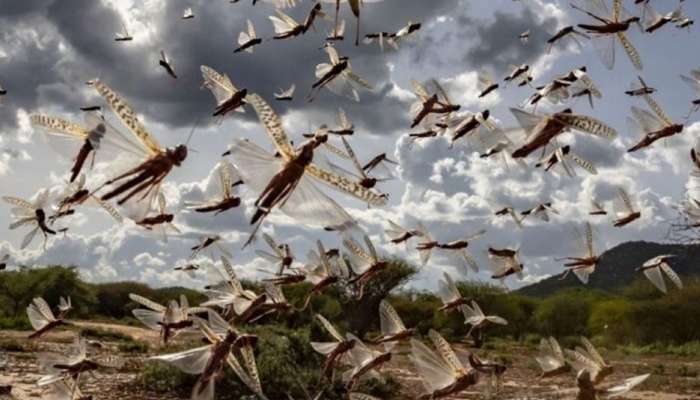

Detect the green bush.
xmin=0 ymin=266 xmax=96 ymax=318
xmin=118 ymin=341 xmax=149 ymax=353
xmin=141 ymin=323 xmax=399 ymax=399
xmin=0 ymin=315 xmax=31 ymax=330
xmin=533 ymin=288 xmax=608 ymax=337
xmin=588 ymin=298 xmax=637 ymax=342
xmin=80 ymin=327 xmax=134 ymax=342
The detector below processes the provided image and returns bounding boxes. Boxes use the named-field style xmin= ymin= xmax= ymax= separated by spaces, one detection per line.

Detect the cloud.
xmin=463 ymin=5 xmax=559 ymax=73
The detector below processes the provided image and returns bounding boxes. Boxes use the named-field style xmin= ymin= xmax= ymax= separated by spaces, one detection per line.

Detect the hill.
xmin=518 ymin=241 xmax=700 ymax=297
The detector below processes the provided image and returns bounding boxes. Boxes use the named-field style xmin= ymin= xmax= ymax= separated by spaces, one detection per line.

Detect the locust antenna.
xmin=185 ymin=115 xmax=205 ymax=148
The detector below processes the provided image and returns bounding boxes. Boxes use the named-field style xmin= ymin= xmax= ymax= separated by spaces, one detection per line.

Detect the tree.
xmin=342 ymin=257 xmax=417 ymax=336
xmin=0 ymin=266 xmax=96 ymax=318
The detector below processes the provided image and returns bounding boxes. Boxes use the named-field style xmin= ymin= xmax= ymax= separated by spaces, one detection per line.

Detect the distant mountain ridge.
xmin=518 ymin=241 xmax=700 ymax=297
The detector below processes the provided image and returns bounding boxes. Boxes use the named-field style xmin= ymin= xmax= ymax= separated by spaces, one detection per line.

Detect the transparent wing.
xmin=581 ymin=337 xmax=606 ymax=367
xmin=280 ymin=173 xmax=357 ymax=232
xmin=239 ymin=30 xmax=251 ymax=46
xmin=536 ymin=355 xmax=563 ymax=372
xmin=88 ymin=195 xmax=125 ymax=223
xmin=218 ymin=159 xmax=235 ymax=199
xmin=33 ymin=297 xmax=56 ymax=322
xmin=385 ymin=220 xmax=408 ymax=240
xmin=478 ymin=71 xmax=494 ymax=90
xmin=555 ymin=113 xmax=617 ymax=138
xmin=411 ymin=79 xmax=430 ymax=100
xmin=611 ymin=0 xmax=621 ymax=21
xmin=549 ymin=337 xmax=565 ymax=360
xmin=315 ymin=314 xmax=344 ymax=342
xmin=325 ymin=45 xmax=341 ymax=64
xmin=343 ymin=236 xmax=374 ymax=266
xmin=84 ymin=111 xmax=152 ymax=159
xmin=342 ymin=70 xmax=374 ymax=91
xmin=565 ymin=348 xmax=599 ymax=373
xmin=201 ymin=65 xmax=238 ymax=106
xmin=630 ymin=106 xmax=664 ymax=134
xmin=591 ymin=34 xmax=615 ymax=70
xmin=228 ymin=138 xmax=285 ymax=197
xmin=617 ymin=188 xmax=635 ymax=213
xmin=337 ymin=108 xmax=352 ymax=130
xmin=345 ymin=333 xmax=376 ymax=367
xmin=256 ymin=249 xmax=282 ymax=264
xmin=30 ymin=114 xmax=88 ymax=141
xmin=129 ymin=293 xmax=166 ymax=312
xmin=20 ymin=227 xmax=39 ymax=250
xmin=643 ymin=266 xmax=667 ymax=293
xmin=510 ymin=108 xmax=544 ymax=136
xmin=340 ymin=137 xmax=365 ymax=176
xmin=247 ymin=19 xmax=257 ymax=38
xmin=311 ymin=341 xmax=340 ymax=355
xmin=604 ymin=374 xmax=650 ymax=398
xmin=576 ymin=0 xmax=611 ymax=21
xmin=660 ymin=262 xmax=683 ymax=290
xmin=276 ymin=84 xmax=296 ymax=98
xmin=150 ymin=345 xmax=213 ymax=375
xmin=642 ymin=94 xmax=673 ymax=126
xmin=438 ymin=272 xmax=460 ymax=303
xmin=428 ymin=329 xmax=463 ymax=374
xmin=568 ymin=151 xmax=598 ymax=175
xmin=246 ymin=94 xmax=295 ymax=160
xmin=486 ymin=315 xmax=508 ymax=325
xmin=321 ymin=141 xmax=352 ymax=161
xmin=2 ymin=196 xmax=34 ymax=212
xmin=278 ymin=10 xmax=301 ymax=28
xmin=27 ymin=303 xmax=50 ymax=331
xmin=681 ymin=74 xmax=700 ymax=95
xmin=325 ymin=158 xmax=363 ymax=181
xmin=239 ymin=345 xmax=264 ymax=396
xmin=617 ymin=32 xmax=642 ymax=71
xmin=305 ymin=163 xmax=387 ymax=206
xmin=91 ymin=80 xmax=161 ymax=155
xmin=270 ymin=15 xmax=294 ymax=35
xmin=379 ymin=300 xmax=406 ymax=335
xmin=409 ymin=338 xmax=455 ymax=393
xmin=470 ymin=300 xmax=485 ymax=318
xmin=363 ymin=234 xmax=378 ymax=262
xmin=132 ymin=309 xmax=165 ymax=330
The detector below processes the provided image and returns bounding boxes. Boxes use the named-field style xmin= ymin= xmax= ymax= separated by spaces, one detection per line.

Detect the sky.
xmin=0 ymin=0 xmax=699 ymax=291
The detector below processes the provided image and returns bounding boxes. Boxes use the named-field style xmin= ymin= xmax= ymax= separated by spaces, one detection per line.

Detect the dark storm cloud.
xmin=463 ymin=6 xmax=558 ymax=74
xmin=0 ymin=0 xmax=462 ymax=135
xmin=0 ymin=0 xmax=554 ymax=137
xmin=0 ymin=16 xmax=71 ymax=130
xmin=0 ymin=0 xmax=52 ymax=18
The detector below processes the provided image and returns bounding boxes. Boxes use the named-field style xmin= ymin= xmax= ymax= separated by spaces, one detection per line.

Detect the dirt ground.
xmin=1 ymin=322 xmax=699 ymax=400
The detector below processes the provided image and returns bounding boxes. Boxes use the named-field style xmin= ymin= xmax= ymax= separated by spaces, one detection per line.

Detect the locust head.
xmin=171 ymin=144 xmax=188 ymax=165
xmin=626 ymin=16 xmax=641 ymax=25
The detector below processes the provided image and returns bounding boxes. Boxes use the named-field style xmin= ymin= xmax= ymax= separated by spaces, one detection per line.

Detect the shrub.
xmin=533 ymin=288 xmax=608 ymax=337
xmin=588 ymin=298 xmax=637 ymax=343
xmin=141 ymin=323 xmax=399 ymax=399
xmin=118 ymin=341 xmax=149 ymax=354
xmin=0 ymin=315 xmax=31 ymax=330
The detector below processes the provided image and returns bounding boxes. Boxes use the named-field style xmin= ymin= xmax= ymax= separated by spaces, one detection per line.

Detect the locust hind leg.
xmin=116 ymin=173 xmax=162 ymax=206
xmin=101 ymin=167 xmax=152 ymax=201
xmin=136 ymin=173 xmax=167 ymax=202
xmin=243 ymin=214 xmax=267 ymax=249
